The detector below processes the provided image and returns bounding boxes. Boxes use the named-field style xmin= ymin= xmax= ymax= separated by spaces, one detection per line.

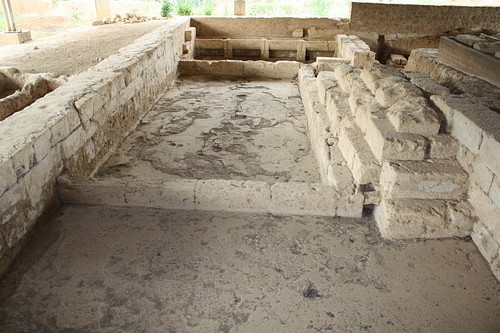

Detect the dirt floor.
xmin=0 ymin=205 xmax=499 ymax=332
xmin=98 ymin=77 xmax=320 ymax=183
xmin=0 ymin=20 xmax=172 ymax=76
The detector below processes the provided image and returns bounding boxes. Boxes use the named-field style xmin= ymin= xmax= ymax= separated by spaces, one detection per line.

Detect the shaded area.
xmin=0 ymin=205 xmax=499 ymax=332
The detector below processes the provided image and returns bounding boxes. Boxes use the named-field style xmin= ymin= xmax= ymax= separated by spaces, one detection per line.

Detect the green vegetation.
xmin=176 ymin=1 xmax=193 ymax=15
xmin=160 ymin=0 xmax=174 ymax=17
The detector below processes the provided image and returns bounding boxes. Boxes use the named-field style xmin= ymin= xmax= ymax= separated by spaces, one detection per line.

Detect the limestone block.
xmin=387 ymin=99 xmax=440 ymax=136
xmin=61 ymin=127 xmax=87 ymax=160
xmin=0 ymin=179 xmax=28 ymax=225
xmin=211 ymin=60 xmax=245 ymax=77
xmin=274 ymin=61 xmax=300 ymax=79
xmin=352 ymin=100 xmax=383 ymax=134
xmin=390 ymin=54 xmax=407 ymax=65
xmin=270 ymin=182 xmax=363 ymax=218
xmin=380 ymin=160 xmax=468 ymax=200
xmin=479 ymin=131 xmax=500 ymax=175
xmin=360 ymin=64 xmax=404 ymax=94
xmin=0 ymin=159 xmax=16 ymax=196
xmin=178 ymin=60 xmax=211 ymax=76
xmin=472 ymin=222 xmax=500 ymax=268
xmin=455 ymin=34 xmax=484 ymax=47
xmin=49 ymin=107 xmax=81 ymax=146
xmin=32 ymin=127 xmax=52 ymax=163
xmin=196 ymin=180 xmax=271 ymax=213
xmin=11 ymin=143 xmax=35 ymax=178
xmin=375 ymin=78 xmax=423 ymax=108
xmin=489 ymin=176 xmax=500 ymax=209
xmin=292 ymin=28 xmax=304 ymax=38
xmin=428 ymin=135 xmax=459 ymax=159
xmin=185 ymin=28 xmax=194 ymax=42
xmin=316 ymin=71 xmax=337 ymax=105
xmin=333 ymin=64 xmax=355 ymax=93
xmin=375 ymin=198 xmax=474 ymax=239
xmin=338 ymin=126 xmax=381 ymax=185
xmin=243 ymin=61 xmax=275 ymax=78
xmin=431 ymin=95 xmax=500 ymax=155
xmin=364 ymin=117 xmax=427 ymax=162
xmin=24 ymin=149 xmax=63 ymax=214
xmin=456 ymin=144 xmax=476 ymax=175
xmin=298 ymin=65 xmax=316 ymax=85
xmin=352 ymin=50 xmax=376 ymax=68
xmin=469 ymin=182 xmax=500 ymax=239
xmin=405 ymin=72 xmax=450 ymax=96
xmin=470 ymin=159 xmax=494 ymax=194
xmin=326 ymin=164 xmax=355 ymax=194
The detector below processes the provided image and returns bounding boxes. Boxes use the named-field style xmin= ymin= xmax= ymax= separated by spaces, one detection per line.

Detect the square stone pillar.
xmin=94 ymin=0 xmax=112 ymax=21
xmin=234 ymin=0 xmax=246 ymax=16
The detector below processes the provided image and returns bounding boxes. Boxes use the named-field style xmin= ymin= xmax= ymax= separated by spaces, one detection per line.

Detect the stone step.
xmin=338 ymin=126 xmax=381 ymax=185
xmin=374 ymin=198 xmax=474 ymax=239
xmin=57 ymin=176 xmax=364 ymax=218
xmin=380 ymin=159 xmax=468 ymax=200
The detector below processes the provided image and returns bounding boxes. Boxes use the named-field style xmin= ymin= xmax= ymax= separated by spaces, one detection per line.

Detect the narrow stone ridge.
xmin=57 ymin=175 xmax=364 ymax=218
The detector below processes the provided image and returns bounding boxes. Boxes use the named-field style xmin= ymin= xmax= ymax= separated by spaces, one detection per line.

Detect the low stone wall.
xmin=407 ymin=49 xmax=500 ymax=281
xmin=0 ymin=17 xmax=191 ymax=277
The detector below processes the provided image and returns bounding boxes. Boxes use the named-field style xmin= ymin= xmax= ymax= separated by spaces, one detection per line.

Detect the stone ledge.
xmin=57 ymin=176 xmax=364 ymax=218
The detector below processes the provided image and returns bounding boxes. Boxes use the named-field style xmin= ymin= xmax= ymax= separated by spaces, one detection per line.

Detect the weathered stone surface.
xmin=472 ymin=221 xmax=500 ymax=279
xmin=0 ymin=159 xmax=16 ymax=196
xmin=469 ymin=182 xmax=500 ymax=240
xmin=473 ymin=41 xmax=500 ymax=54
xmin=470 ymin=159 xmax=494 ymax=194
xmin=364 ymin=117 xmax=427 ymax=162
xmin=316 ymin=71 xmax=337 ymax=105
xmin=387 ymin=98 xmax=440 ymax=136
xmin=375 ymin=78 xmax=423 ymax=108
xmin=360 ymin=64 xmax=404 ymax=94
xmin=390 ymin=54 xmax=407 ymax=65
xmin=428 ymin=135 xmax=459 ymax=159
xmin=338 ymin=126 xmax=381 ymax=185
xmin=490 ymin=176 xmax=500 ymax=209
xmin=327 ymin=164 xmax=355 ymax=194
xmin=479 ymin=131 xmax=500 ymax=175
xmin=380 ymin=160 xmax=468 ymax=200
xmin=455 ymin=34 xmax=484 ymax=47
xmin=405 ymin=72 xmax=450 ymax=96
xmin=375 ymin=198 xmax=473 ymax=239
xmin=196 ymin=180 xmax=271 ymax=213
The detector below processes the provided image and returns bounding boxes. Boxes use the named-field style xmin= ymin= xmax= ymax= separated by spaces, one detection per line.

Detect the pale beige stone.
xmin=375 ymin=198 xmax=473 ymax=239
xmin=292 ymin=28 xmax=304 ymax=38
xmin=327 ymin=164 xmax=355 ymax=194
xmin=470 ymin=159 xmax=494 ymax=194
xmin=338 ymin=126 xmax=381 ymax=185
xmin=375 ymin=78 xmax=423 ymax=108
xmin=428 ymin=135 xmax=459 ymax=159
xmin=360 ymin=64 xmax=404 ymax=94
xmin=490 ymin=176 xmax=500 ymax=209
xmin=380 ymin=160 xmax=468 ymax=200
xmin=469 ymin=182 xmax=500 ymax=240
xmin=390 ymin=54 xmax=407 ymax=65
xmin=472 ymin=222 xmax=500 ymax=268
xmin=316 ymin=71 xmax=337 ymax=105
xmin=387 ymin=99 xmax=440 ymax=136
xmin=479 ymin=131 xmax=500 ymax=175
xmin=0 ymin=159 xmax=17 ymax=196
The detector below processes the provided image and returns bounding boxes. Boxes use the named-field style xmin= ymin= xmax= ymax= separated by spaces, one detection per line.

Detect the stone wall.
xmin=407 ymin=49 xmax=500 ymax=281
xmin=0 ymin=17 xmax=190 ymax=277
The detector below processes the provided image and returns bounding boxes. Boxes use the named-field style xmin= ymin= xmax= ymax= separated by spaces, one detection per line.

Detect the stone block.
xmin=270 ymin=182 xmax=363 ymax=218
xmin=479 ymin=131 xmax=500 ymax=175
xmin=471 ymin=159 xmax=494 ymax=194
xmin=428 ymin=135 xmax=459 ymax=159
xmin=455 ymin=34 xmax=484 ymax=47
xmin=274 ymin=61 xmax=300 ymax=79
xmin=364 ymin=117 xmax=427 ymax=162
xmin=11 ymin=143 xmax=35 ymax=178
xmin=456 ymin=144 xmax=476 ymax=175
xmin=0 ymin=159 xmax=17 ymax=196
xmin=375 ymin=198 xmax=474 ymax=239
xmin=489 ymin=176 xmax=500 ymax=209
xmin=406 ymin=72 xmax=450 ymax=96
xmin=469 ymin=182 xmax=500 ymax=236
xmin=472 ymin=222 xmax=500 ymax=267
xmin=32 ymin=129 xmax=52 ymax=163
xmin=0 ymin=179 xmax=28 ymax=225
xmin=61 ymin=127 xmax=87 ymax=160
xmin=243 ymin=61 xmax=275 ymax=78
xmin=473 ymin=41 xmax=500 ymax=55
xmin=326 ymin=164 xmax=355 ymax=194
xmin=360 ymin=64 xmax=404 ymax=94
xmin=210 ymin=60 xmax=245 ymax=76
xmin=390 ymin=54 xmax=407 ymax=65
xmin=380 ymin=160 xmax=468 ymax=200
xmin=375 ymin=78 xmax=423 ymax=108
xmin=338 ymin=126 xmax=381 ymax=185
xmin=178 ymin=60 xmax=211 ymax=76
xmin=316 ymin=71 xmax=337 ymax=105
xmin=387 ymin=98 xmax=440 ymax=136
xmin=196 ymin=180 xmax=271 ymax=213
xmin=0 ymin=31 xmax=31 ymax=45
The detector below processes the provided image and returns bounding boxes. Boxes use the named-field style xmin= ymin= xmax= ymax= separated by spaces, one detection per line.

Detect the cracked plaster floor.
xmin=0 ymin=205 xmax=499 ymax=332
xmin=97 ymin=77 xmax=320 ymax=183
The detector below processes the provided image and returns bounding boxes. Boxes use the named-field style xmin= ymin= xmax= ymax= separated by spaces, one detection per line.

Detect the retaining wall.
xmin=0 ymin=17 xmax=190 ymax=277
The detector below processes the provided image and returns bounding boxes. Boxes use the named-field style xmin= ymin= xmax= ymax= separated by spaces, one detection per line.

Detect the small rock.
xmin=102 ymin=17 xmax=112 ymax=24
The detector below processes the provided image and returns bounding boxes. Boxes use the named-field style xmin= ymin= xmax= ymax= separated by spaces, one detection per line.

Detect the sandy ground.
xmin=98 ymin=77 xmax=320 ymax=183
xmin=0 ymin=20 xmax=171 ymax=76
xmin=0 ymin=205 xmax=499 ymax=332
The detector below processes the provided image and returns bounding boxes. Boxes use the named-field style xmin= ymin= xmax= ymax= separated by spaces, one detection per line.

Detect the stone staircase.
xmin=299 ymin=62 xmax=474 ymax=239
